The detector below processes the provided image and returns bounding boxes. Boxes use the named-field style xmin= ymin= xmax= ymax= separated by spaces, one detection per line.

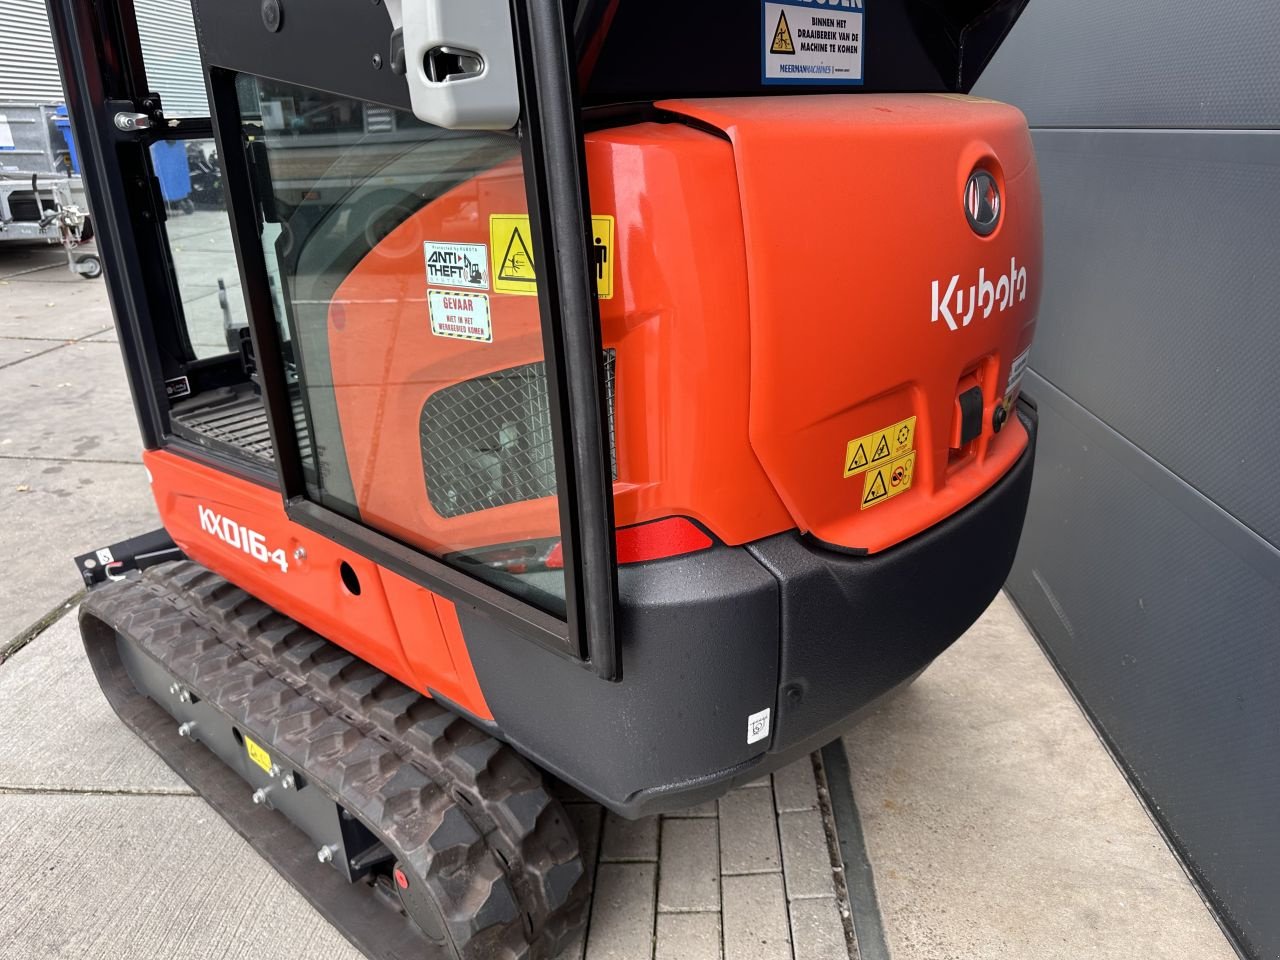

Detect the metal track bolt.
xmin=168 ymin=682 xmax=180 ymax=696
xmin=317 ymin=844 xmax=339 ymax=864
xmin=280 ymin=773 xmax=296 ymax=790
xmin=178 ymin=689 xmax=192 ymax=704
xmin=251 ymin=787 xmax=271 ymax=805
xmin=268 ymin=764 xmax=282 ymax=779
xmin=177 ymin=721 xmax=197 ymax=738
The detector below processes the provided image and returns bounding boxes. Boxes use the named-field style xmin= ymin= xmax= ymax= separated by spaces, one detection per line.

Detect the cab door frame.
xmin=46 ymin=0 xmax=622 ymax=678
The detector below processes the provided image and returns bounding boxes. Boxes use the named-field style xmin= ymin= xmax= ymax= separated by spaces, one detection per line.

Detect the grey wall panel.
xmin=1008 ymin=376 xmax=1279 ymax=960
xmin=977 ymin=0 xmax=1280 ymax=128
xmin=973 ymin=5 xmax=1280 ymax=956
xmin=1025 ymin=128 xmax=1280 ymax=548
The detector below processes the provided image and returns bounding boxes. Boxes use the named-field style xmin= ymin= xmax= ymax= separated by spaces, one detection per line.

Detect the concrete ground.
xmin=0 ymin=245 xmax=1237 ymax=960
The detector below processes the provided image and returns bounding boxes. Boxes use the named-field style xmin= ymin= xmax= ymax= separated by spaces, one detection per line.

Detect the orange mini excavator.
xmin=54 ymin=0 xmax=1040 ymax=956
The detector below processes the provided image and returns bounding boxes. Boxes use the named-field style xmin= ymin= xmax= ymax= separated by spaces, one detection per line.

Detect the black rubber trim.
xmin=462 ymin=400 xmax=1037 ymax=817
xmin=460 ymin=399 xmax=1039 ymax=819
xmin=511 ymin=0 xmax=621 ymax=678
xmin=460 ymin=543 xmax=781 ymax=818
xmin=752 ymin=399 xmax=1038 ymax=758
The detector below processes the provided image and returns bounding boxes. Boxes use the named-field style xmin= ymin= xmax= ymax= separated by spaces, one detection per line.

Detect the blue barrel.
xmin=148 ymin=139 xmax=192 ymax=203
xmin=54 ymin=105 xmax=80 ymax=175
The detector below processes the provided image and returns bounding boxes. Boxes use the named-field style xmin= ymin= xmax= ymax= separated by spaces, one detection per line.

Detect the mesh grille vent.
xmin=421 ymin=351 xmax=616 ymax=518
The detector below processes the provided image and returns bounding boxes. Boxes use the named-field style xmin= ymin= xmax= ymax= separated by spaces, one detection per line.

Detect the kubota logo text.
xmin=931 ymin=257 xmax=1028 ymax=332
xmin=198 ymin=505 xmax=289 ymax=573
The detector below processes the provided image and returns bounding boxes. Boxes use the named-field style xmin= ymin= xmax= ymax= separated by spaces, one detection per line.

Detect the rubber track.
xmin=81 ymin=561 xmax=588 ymax=960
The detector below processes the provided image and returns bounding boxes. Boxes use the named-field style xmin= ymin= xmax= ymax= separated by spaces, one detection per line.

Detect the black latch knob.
xmin=992 ymin=403 xmax=1009 ymax=433
xmin=957 ymin=386 xmax=984 ymax=446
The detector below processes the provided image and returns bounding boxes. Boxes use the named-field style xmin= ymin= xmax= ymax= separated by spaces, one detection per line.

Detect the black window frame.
xmin=47 ymin=0 xmax=622 ymax=679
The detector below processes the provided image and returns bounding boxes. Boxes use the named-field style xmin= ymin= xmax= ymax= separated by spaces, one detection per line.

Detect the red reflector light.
xmin=394 ymin=867 xmax=409 ymax=889
xmin=617 ymin=517 xmax=713 ymax=564
xmin=544 ymin=517 xmax=713 ymax=570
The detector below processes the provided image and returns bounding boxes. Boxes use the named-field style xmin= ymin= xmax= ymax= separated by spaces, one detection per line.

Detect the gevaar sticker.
xmin=428 ymin=290 xmax=492 ymax=342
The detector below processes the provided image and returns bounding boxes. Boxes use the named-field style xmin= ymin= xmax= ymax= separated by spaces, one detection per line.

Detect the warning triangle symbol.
xmin=499 ymin=227 xmax=537 ymax=284
xmin=847 ymin=443 xmax=869 ymax=473
xmin=863 ymin=473 xmax=888 ymax=506
xmin=770 ymin=11 xmax=796 ymax=55
xmin=871 ymin=435 xmax=891 ymax=462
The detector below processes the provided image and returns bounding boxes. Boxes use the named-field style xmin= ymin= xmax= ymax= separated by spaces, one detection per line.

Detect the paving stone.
xmin=718 ymin=787 xmax=780 ymax=875
xmin=779 ymin=809 xmax=835 ymax=901
xmin=0 ymin=793 xmax=360 ymax=960
xmin=0 ymin=270 xmax=116 ymax=340
xmin=601 ymin=812 xmax=659 ymax=862
xmin=569 ymin=804 xmax=605 ymax=878
xmin=843 ymin=592 xmax=1238 ymax=960
xmin=0 ymin=244 xmax=66 ymax=281
xmin=84 ymin=325 xmax=119 ymax=342
xmin=0 ymin=458 xmax=158 ymax=645
xmin=655 ymin=913 xmax=721 ymax=960
xmin=0 ymin=611 xmax=189 ymax=793
xmin=657 ymin=818 xmax=719 ymax=913
xmin=669 ymin=800 xmax=717 ymax=818
xmin=0 ymin=338 xmax=63 ymax=368
xmin=772 ymin=757 xmax=819 ymax=813
xmin=556 ymin=920 xmax=588 ymax=960
xmin=556 ymin=804 xmax=603 ymax=960
xmin=788 ymin=897 xmax=848 ymax=960
xmin=0 ymin=340 xmax=143 ymax=462
xmin=584 ymin=863 xmax=656 ymax=960
xmin=721 ymin=873 xmax=790 ymax=960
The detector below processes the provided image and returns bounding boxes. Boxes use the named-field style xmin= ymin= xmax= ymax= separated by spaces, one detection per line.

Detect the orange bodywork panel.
xmin=142 ymin=93 xmax=1039 ymax=721
xmin=326 ymin=122 xmax=792 ymax=557
xmin=142 ymin=448 xmax=492 ymax=720
xmin=328 ymin=95 xmax=1038 ymax=560
xmin=661 ymin=95 xmax=1041 ymax=552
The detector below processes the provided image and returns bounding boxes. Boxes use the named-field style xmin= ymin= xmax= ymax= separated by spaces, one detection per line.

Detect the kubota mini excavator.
xmin=52 ymin=0 xmax=1040 ymax=956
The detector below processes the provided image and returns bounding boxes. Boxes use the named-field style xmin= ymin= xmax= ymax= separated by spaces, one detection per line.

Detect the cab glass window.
xmin=235 ymin=75 xmax=572 ymax=616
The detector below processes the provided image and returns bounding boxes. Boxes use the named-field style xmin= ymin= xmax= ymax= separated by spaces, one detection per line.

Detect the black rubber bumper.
xmin=751 ymin=398 xmax=1039 ymax=764
xmin=464 ymin=400 xmax=1038 ymax=817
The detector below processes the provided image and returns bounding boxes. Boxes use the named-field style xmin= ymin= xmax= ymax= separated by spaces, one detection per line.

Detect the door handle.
xmin=381 ymin=0 xmax=519 ymax=130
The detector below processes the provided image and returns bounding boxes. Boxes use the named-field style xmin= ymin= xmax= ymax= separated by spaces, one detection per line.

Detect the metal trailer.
xmin=0 ymin=101 xmax=99 ymax=277
xmin=0 ymin=101 xmax=68 ymax=174
xmin=0 ymin=172 xmax=100 ymax=278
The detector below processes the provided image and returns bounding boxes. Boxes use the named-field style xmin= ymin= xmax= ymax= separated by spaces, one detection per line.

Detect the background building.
xmin=1 ymin=0 xmax=205 ymax=114
xmin=977 ymin=4 xmax=1280 ymax=958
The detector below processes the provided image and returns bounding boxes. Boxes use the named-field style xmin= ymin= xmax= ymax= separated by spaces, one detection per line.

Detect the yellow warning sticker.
xmin=489 ymin=214 xmax=615 ymax=298
xmin=861 ymin=451 xmax=916 ymax=510
xmin=244 ymin=735 xmax=273 ymax=774
xmin=843 ymin=416 xmax=916 ymax=478
xmin=770 ymin=10 xmax=795 ymax=55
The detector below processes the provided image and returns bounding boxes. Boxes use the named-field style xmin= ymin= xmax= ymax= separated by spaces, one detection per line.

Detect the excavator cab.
xmin=55 ymin=0 xmax=1040 ymax=956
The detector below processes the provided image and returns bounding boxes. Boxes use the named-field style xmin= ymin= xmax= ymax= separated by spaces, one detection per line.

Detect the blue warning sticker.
xmin=762 ymin=0 xmax=865 ymax=86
